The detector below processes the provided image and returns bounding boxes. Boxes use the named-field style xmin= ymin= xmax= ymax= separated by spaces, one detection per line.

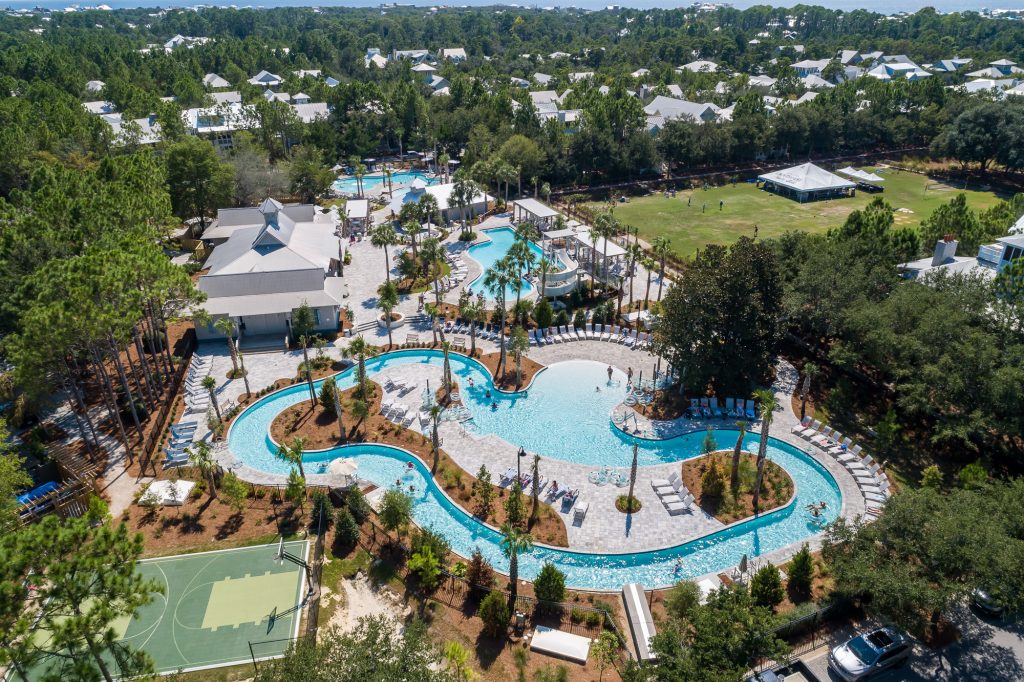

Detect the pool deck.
xmin=195 ymin=337 xmax=866 ymax=577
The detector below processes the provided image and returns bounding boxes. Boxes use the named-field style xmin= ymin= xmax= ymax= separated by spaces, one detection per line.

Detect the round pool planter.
xmin=377 ymin=312 xmax=406 ymax=330
xmin=226 ymin=349 xmax=842 ymax=591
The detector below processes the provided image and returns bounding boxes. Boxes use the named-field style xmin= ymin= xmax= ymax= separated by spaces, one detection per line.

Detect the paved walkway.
xmin=202 ymin=336 xmax=867 ymax=565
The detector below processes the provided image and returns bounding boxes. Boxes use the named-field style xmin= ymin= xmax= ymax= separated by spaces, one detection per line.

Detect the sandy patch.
xmin=327 ymin=572 xmax=405 ymax=633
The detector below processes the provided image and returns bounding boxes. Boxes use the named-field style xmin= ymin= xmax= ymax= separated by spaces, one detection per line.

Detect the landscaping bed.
xmin=681 ymin=450 xmax=794 ymax=524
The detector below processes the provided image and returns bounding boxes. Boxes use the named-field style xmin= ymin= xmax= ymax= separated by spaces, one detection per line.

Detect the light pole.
xmin=517 ymin=446 xmax=527 ymax=481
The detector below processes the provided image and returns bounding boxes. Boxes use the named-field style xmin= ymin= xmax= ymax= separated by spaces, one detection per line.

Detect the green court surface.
xmin=28 ymin=541 xmax=308 ymax=679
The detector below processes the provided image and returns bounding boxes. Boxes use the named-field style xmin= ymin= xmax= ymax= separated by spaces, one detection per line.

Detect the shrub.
xmin=408 ymin=546 xmax=442 ymax=591
xmin=750 ymin=563 xmax=784 ymax=609
xmin=787 ymin=544 xmax=814 ymax=598
xmin=319 ymin=378 xmax=338 ymax=415
xmin=920 ymin=464 xmax=943 ymax=490
xmin=701 ymin=460 xmax=726 ymax=499
xmin=465 ymin=548 xmax=495 ymax=594
xmin=345 ymin=486 xmax=370 ymax=522
xmin=584 ymin=611 xmax=602 ymax=627
xmin=534 ymin=299 xmax=554 ymax=331
xmin=309 ymin=490 xmax=333 ymax=531
xmin=572 ymin=309 xmax=586 ymax=329
xmin=569 ymin=608 xmax=584 ymax=624
xmin=554 ymin=310 xmax=569 ymax=327
xmin=334 ymin=507 xmax=360 ymax=548
xmin=664 ymin=580 xmax=701 ymax=622
xmin=411 ymin=526 xmax=451 ymax=563
xmin=958 ymin=461 xmax=988 ymax=490
xmin=533 ymin=562 xmax=566 ymax=608
xmin=478 ymin=591 xmax=510 ymax=637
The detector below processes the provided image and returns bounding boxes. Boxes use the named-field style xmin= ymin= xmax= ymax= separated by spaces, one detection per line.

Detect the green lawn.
xmin=596 ymin=167 xmax=1004 ymax=257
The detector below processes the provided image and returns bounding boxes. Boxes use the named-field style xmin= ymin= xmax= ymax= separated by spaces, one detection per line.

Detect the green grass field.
xmin=27 ymin=541 xmax=308 ymax=679
xmin=595 ymin=167 xmax=1004 ymax=257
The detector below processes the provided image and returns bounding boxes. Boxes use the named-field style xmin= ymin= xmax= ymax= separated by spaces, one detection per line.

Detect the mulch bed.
xmin=681 ymin=450 xmax=794 ymax=524
xmin=475 ymin=352 xmax=545 ymax=391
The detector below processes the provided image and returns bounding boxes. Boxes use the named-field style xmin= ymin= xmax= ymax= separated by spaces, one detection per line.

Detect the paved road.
xmin=802 ymin=604 xmax=1024 ymax=682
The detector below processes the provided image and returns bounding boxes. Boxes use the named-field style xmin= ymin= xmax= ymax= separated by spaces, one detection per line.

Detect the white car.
xmin=828 ymin=627 xmax=911 ymax=681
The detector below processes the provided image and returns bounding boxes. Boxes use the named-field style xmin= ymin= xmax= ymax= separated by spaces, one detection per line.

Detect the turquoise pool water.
xmin=227 ymin=350 xmax=842 ymax=590
xmin=466 ymin=227 xmax=544 ymax=301
xmin=333 ymin=170 xmax=437 ymax=194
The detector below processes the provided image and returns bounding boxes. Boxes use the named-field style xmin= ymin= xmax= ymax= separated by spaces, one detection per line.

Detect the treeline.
xmin=656 ymin=196 xmax=1024 ymax=465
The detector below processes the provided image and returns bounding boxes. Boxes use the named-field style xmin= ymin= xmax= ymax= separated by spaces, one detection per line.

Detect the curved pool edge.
xmin=222 ymin=349 xmax=847 ymax=591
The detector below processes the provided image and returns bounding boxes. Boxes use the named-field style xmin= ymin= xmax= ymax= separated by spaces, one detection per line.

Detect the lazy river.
xmin=227 ymin=349 xmax=842 ymax=590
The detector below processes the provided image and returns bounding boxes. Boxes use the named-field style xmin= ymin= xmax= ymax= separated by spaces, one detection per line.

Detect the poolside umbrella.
xmin=738 ymin=553 xmax=748 ymax=576
xmin=328 ymin=458 xmax=357 ymax=484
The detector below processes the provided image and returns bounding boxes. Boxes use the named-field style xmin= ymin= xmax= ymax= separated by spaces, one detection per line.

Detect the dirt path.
xmin=327 ymin=573 xmax=405 ymax=633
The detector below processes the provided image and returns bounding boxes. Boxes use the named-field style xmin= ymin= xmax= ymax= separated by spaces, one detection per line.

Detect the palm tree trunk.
xmin=507 ymin=552 xmax=518 ymax=612
xmin=470 ymin=325 xmax=476 ymax=356
xmin=644 ymin=270 xmax=653 ymax=310
xmin=383 ymin=244 xmax=391 ymax=282
xmin=657 ymin=257 xmax=666 ymax=300
xmin=333 ymin=388 xmax=345 ymax=441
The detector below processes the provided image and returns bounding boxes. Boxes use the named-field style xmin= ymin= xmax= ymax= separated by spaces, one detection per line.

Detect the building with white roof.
xmin=99 ymin=113 xmax=161 ymax=145
xmin=439 ymin=48 xmax=467 ymax=62
xmin=387 ymin=180 xmax=492 ymax=223
xmin=248 ymin=70 xmax=283 ymax=87
xmin=679 ymin=60 xmax=719 ymax=73
xmin=365 ymin=49 xmax=388 ymax=69
xmin=898 ymin=234 xmax=1023 ymax=281
xmin=758 ymin=163 xmax=855 ymax=202
xmin=83 ymin=100 xmax=116 ymax=115
xmin=196 ymin=198 xmax=345 ymax=341
xmin=203 ymin=73 xmax=230 ymax=89
xmin=791 ymin=59 xmax=830 ymax=77
xmin=85 ymin=79 xmax=105 ymax=93
xmin=643 ymin=96 xmax=720 ymax=124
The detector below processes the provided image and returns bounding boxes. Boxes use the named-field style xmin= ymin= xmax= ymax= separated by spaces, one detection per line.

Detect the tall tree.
xmin=165 ymin=136 xmax=234 ymax=232
xmin=276 ymin=437 xmax=307 ymax=479
xmin=500 ymin=523 xmax=534 ymax=613
xmin=751 ymin=388 xmax=778 ymax=512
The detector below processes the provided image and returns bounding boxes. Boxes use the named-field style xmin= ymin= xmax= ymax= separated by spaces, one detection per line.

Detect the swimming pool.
xmin=227 ymin=349 xmax=843 ymax=590
xmin=333 ymin=170 xmax=437 ymax=195
xmin=466 ymin=227 xmax=549 ymax=302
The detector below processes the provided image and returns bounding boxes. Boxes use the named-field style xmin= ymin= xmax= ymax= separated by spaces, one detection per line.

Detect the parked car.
xmin=972 ymin=587 xmax=1006 ymax=619
xmin=828 ymin=626 xmax=911 ymax=681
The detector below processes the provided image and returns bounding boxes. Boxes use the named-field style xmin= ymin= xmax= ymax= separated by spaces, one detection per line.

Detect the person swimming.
xmin=595 ymin=386 xmax=601 ymax=392
xmin=485 ymin=389 xmax=491 ymax=398
xmin=468 ymin=377 xmax=474 ymax=387
xmin=491 ymin=401 xmax=498 ymax=410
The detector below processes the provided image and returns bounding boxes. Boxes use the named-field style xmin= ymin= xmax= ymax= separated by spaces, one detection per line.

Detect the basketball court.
xmin=27 ymin=540 xmax=309 ymax=678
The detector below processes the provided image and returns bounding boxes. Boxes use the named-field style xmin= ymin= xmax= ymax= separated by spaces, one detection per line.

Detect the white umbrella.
xmin=328 ymin=458 xmax=357 ymax=478
xmin=738 ymin=553 xmax=748 ymax=575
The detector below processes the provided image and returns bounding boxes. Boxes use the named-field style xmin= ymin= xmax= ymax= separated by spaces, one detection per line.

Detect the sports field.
xmin=595 ymin=167 xmax=1004 ymax=257
xmin=27 ymin=541 xmax=308 ymax=679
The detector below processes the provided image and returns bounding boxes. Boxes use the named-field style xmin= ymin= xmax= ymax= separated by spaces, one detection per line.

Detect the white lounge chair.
xmin=791 ymin=416 xmax=812 ymax=434
xmin=573 ymin=501 xmax=589 ymax=523
xmin=651 ymin=471 xmax=680 ymax=490
xmin=585 ymin=323 xmax=596 ymax=340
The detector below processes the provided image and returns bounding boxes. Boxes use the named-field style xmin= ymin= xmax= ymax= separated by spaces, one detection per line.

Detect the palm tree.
xmin=429 ymin=404 xmax=443 ymax=472
xmin=214 ymin=317 xmax=241 ymax=376
xmin=751 ymin=389 xmax=778 ymax=512
xmin=594 ymin=212 xmax=618 ymax=289
xmin=626 ymin=243 xmax=642 ymax=311
xmin=451 ymin=171 xmax=477 ymax=233
xmin=537 ymin=256 xmax=553 ymax=301
xmin=383 ymin=167 xmax=393 ymax=197
xmin=652 ymin=236 xmax=672 ymax=301
xmin=459 ymin=297 xmax=482 ymax=356
xmin=441 ymin=341 xmax=453 ymax=394
xmin=531 ymin=175 xmax=539 ymax=198
xmin=371 ymin=223 xmax=398 ymax=282
xmin=541 ymin=181 xmax=551 ymax=204
xmin=202 ymin=375 xmax=221 ymax=423
xmin=276 ymin=436 xmax=307 ymax=479
xmin=341 ymin=336 xmax=376 ymax=400
xmin=730 ymin=420 xmax=747 ymax=492
xmin=333 ymin=382 xmax=346 ymax=442
xmin=425 ymin=302 xmax=440 ymax=345
xmin=588 ymin=227 xmax=600 ymax=297
xmin=484 ymin=263 xmax=513 ymax=377
xmin=350 ymin=399 xmax=369 ymax=438
xmin=501 ymin=523 xmax=534 ymax=612
xmin=354 ymin=162 xmax=367 ymax=198
xmin=507 ymin=327 xmax=530 ymax=387
xmin=799 ymin=362 xmax=819 ymax=421
xmin=188 ymin=440 xmax=218 ymax=500
xmin=641 ymin=255 xmax=657 ymax=310
xmin=438 ymin=152 xmax=450 ymax=182
xmin=377 ymin=280 xmax=399 ymax=348
xmin=403 ymin=219 xmax=420 ymax=261
xmin=419 ymin=237 xmax=444 ymax=306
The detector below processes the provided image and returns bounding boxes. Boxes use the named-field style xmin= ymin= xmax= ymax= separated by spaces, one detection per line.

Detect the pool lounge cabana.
xmin=758 ymin=162 xmax=855 ymax=203
xmin=512 ymin=198 xmax=560 ymax=231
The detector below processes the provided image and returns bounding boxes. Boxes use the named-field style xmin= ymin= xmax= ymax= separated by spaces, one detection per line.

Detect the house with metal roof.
xmin=195 ymin=198 xmax=346 ymax=342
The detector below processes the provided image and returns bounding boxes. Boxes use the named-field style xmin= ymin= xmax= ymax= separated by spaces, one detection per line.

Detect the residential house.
xmin=99 ymin=113 xmax=161 ymax=145
xmin=510 ymin=77 xmax=530 ymax=88
xmin=365 ymin=49 xmax=388 ymax=69
xmin=838 ymin=50 xmax=863 ymax=65
xmin=203 ymin=73 xmax=231 ymax=89
xmin=195 ymin=198 xmax=345 ymax=342
xmin=630 ymin=68 xmax=650 ymax=78
xmin=411 ymin=62 xmax=437 ymax=83
xmin=439 ymin=48 xmax=467 ymax=62
xmin=210 ymin=91 xmax=242 ymax=105
xmin=83 ymin=100 xmax=116 ymax=115
xmin=533 ymin=72 xmax=554 ymax=86
xmin=679 ymin=60 xmax=719 ymax=73
xmin=929 ymin=58 xmax=972 ymax=74
xmin=182 ymin=101 xmax=257 ymax=151
xmin=643 ymin=95 xmax=720 ymax=124
xmin=325 ymin=76 xmax=340 ymax=87
xmin=568 ymin=71 xmax=594 ymax=82
xmin=263 ymin=90 xmax=291 ymax=103
xmin=248 ymin=70 xmax=283 ymax=87
xmin=801 ymin=74 xmax=834 ymax=89
xmin=749 ymin=74 xmax=778 ymax=90
xmin=392 ymin=49 xmax=432 ymax=64
xmin=791 ymin=59 xmax=830 ymax=77
xmin=85 ymin=79 xmax=105 ymax=93
xmin=291 ymin=102 xmax=329 ymax=124
xmin=292 ymin=92 xmax=311 ymax=105
xmin=898 ymin=235 xmax=1023 ymax=280
xmin=966 ymin=59 xmax=1023 ymax=79
xmin=293 ymin=69 xmax=322 ymax=79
